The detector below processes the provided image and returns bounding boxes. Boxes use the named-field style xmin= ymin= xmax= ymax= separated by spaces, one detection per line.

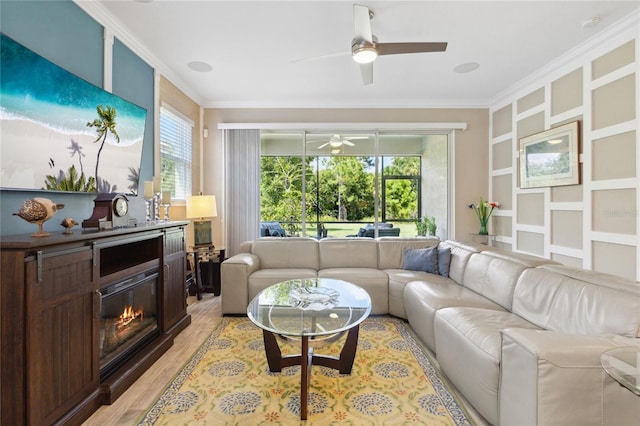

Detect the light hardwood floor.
xmin=83 ymin=294 xmax=222 ymax=426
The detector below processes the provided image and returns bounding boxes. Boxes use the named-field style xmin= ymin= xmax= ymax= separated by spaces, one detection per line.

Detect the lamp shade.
xmin=186 ymin=195 xmax=217 ymax=219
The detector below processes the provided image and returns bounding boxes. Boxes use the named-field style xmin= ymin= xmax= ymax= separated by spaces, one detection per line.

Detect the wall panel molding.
xmin=489 ymin=16 xmax=639 ymax=280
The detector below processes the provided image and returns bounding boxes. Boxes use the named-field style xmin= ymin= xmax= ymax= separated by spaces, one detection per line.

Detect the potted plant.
xmin=426 ymin=216 xmax=437 ymax=236
xmin=415 ymin=216 xmax=428 ymax=236
xmin=416 ymin=216 xmax=436 ymax=237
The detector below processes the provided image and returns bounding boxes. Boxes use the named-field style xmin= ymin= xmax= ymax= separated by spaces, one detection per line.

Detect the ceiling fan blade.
xmin=353 ymin=4 xmax=373 ymax=42
xmin=317 ymin=142 xmax=330 ymax=149
xmin=377 ymin=42 xmax=448 ymax=56
xmin=359 ymin=62 xmax=373 ymax=85
xmin=344 ymin=136 xmax=369 ymax=141
xmin=343 ymin=140 xmax=355 ymax=146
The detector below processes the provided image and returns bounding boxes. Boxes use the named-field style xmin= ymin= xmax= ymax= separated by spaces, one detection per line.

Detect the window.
xmin=159 ymin=105 xmax=193 ymax=200
xmin=259 ymin=132 xmax=448 ymax=238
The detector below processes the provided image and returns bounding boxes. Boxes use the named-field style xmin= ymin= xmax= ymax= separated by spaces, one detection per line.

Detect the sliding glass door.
xmin=259 ymin=131 xmax=449 ymax=239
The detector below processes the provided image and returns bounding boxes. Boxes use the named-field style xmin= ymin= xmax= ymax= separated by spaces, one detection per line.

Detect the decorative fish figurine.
xmin=13 ymin=197 xmax=65 ymax=237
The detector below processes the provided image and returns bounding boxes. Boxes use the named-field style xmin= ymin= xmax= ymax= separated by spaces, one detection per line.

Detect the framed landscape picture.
xmin=519 ymin=121 xmax=580 ymax=188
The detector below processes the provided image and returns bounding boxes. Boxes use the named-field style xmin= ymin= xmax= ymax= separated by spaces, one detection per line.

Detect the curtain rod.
xmin=217 ymin=122 xmax=467 ymax=131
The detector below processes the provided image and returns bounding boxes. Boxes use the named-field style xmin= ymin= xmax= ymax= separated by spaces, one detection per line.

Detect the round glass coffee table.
xmin=601 ymin=346 xmax=640 ymax=396
xmin=247 ymin=278 xmax=371 ymax=420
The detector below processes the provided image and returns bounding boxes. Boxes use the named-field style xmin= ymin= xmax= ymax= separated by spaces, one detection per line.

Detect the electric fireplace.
xmin=100 ymin=269 xmax=160 ymax=378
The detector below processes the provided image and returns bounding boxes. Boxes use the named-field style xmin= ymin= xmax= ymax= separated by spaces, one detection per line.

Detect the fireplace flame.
xmin=117 ymin=305 xmax=143 ymax=329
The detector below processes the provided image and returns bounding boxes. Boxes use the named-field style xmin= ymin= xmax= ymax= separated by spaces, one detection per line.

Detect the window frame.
xmin=159 ymin=103 xmax=193 ymax=201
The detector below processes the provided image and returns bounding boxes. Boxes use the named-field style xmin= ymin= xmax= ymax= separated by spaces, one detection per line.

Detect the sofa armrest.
xmin=221 ymin=253 xmax=260 ymax=314
xmin=500 ymin=328 xmax=640 ymax=426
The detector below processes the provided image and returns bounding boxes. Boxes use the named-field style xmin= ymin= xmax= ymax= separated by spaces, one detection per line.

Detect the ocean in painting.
xmin=0 ymin=33 xmax=147 ymax=193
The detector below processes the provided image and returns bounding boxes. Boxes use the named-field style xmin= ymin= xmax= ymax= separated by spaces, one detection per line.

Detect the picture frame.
xmin=519 ymin=121 xmax=580 ymax=188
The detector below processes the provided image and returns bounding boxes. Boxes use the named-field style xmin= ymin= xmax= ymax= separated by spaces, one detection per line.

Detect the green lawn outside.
xmin=299 ymin=222 xmax=418 ymax=238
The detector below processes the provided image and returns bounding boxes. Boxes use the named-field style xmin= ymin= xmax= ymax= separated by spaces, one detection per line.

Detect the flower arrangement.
xmin=469 ymin=197 xmax=499 ymax=235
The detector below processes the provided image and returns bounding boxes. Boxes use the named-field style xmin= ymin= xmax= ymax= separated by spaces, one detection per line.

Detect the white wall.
xmin=202 ymin=108 xmax=489 ymax=249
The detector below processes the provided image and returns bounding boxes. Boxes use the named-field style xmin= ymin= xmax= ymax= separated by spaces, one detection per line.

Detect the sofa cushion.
xmin=252 ymin=237 xmax=319 ymax=270
xmin=377 ymin=237 xmax=439 ymax=270
xmin=403 ymin=280 xmax=507 ymax=351
xmin=402 ymin=246 xmax=439 ymax=273
xmin=318 ymin=268 xmax=388 ymax=315
xmin=385 ymin=269 xmax=441 ymax=319
xmin=437 ymin=246 xmax=452 ymax=278
xmin=462 ymin=251 xmax=531 ymax=311
xmin=512 ymin=265 xmax=640 ymax=338
xmin=434 ymin=307 xmax=541 ymax=425
xmin=437 ymin=240 xmax=483 ymax=284
xmin=318 ymin=238 xmax=378 ymax=269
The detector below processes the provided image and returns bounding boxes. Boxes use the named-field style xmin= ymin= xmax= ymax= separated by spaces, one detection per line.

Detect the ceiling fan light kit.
xmin=352 ymin=39 xmax=378 ymax=64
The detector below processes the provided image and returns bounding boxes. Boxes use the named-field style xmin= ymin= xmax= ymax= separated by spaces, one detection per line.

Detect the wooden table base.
xmin=262 ymin=325 xmax=360 ymax=420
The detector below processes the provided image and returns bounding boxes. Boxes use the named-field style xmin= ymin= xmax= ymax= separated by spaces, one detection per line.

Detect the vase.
xmin=478 ymin=220 xmax=488 ymax=235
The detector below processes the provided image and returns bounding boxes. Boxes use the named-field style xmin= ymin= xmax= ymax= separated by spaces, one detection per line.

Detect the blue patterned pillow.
xmin=402 ymin=246 xmax=439 ymax=274
xmin=438 ymin=246 xmax=452 ymax=278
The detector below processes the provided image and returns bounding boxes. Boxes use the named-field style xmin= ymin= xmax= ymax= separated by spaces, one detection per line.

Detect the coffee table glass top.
xmin=247 ymin=278 xmax=371 ymax=337
xmin=601 ymin=346 xmax=640 ymax=396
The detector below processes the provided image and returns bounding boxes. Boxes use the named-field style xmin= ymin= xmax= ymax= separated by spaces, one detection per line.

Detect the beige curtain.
xmin=224 ymin=129 xmax=260 ymax=255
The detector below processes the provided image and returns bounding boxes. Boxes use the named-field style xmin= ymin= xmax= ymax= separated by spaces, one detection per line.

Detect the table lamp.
xmin=186 ymin=193 xmax=217 ymax=247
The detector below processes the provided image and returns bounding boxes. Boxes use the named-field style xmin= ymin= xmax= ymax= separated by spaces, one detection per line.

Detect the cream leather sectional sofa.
xmin=221 ymin=237 xmax=640 ymax=425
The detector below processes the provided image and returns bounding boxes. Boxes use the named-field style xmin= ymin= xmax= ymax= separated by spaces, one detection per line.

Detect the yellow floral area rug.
xmin=138 ymin=316 xmax=473 ymax=425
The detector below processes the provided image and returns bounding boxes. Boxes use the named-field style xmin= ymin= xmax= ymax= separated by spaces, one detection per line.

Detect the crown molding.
xmin=490 ymin=8 xmax=640 ymax=110
xmin=202 ymin=98 xmax=490 ymax=109
xmin=73 ymin=0 xmax=205 ymax=106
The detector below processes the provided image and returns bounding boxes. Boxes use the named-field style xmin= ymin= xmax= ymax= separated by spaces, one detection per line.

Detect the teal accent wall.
xmin=0 ymin=0 xmax=155 ymax=236
xmin=113 ymin=37 xmax=155 ymax=196
xmin=0 ymin=0 xmax=103 ymax=87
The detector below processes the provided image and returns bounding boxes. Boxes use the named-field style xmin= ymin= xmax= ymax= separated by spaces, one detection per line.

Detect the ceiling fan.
xmin=307 ymin=134 xmax=368 ymax=150
xmin=351 ymin=4 xmax=448 ymax=85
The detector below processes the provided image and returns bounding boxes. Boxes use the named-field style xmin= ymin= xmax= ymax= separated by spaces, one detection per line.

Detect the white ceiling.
xmin=86 ymin=1 xmax=639 ymax=108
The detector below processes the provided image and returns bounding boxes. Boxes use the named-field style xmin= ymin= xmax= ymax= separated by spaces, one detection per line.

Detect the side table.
xmin=601 ymin=346 xmax=640 ymax=396
xmin=469 ymin=233 xmax=496 ymax=247
xmin=187 ymin=246 xmax=225 ymax=300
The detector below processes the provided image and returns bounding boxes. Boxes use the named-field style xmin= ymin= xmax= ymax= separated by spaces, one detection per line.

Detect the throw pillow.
xmin=437 ymin=246 xmax=452 ymax=278
xmin=402 ymin=246 xmax=439 ymax=274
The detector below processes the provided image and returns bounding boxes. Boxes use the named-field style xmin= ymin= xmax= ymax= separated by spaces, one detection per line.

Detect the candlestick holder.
xmin=145 ymin=197 xmax=154 ymax=223
xmin=162 ymin=203 xmax=171 ymax=221
xmin=153 ymin=192 xmax=161 ymax=222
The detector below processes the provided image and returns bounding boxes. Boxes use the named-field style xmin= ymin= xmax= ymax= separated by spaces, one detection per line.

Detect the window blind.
xmin=160 ymin=106 xmax=192 ymax=200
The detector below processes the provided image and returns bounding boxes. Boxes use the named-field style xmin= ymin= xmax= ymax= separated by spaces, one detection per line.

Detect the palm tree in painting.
xmin=87 ymin=105 xmax=120 ymax=184
xmin=67 ymin=139 xmax=86 ymax=175
xmin=127 ymin=167 xmax=140 ymax=195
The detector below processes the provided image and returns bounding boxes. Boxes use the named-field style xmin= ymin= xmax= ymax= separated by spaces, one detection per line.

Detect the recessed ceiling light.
xmin=582 ymin=17 xmax=601 ymax=28
xmin=453 ymin=62 xmax=480 ymax=74
xmin=187 ymin=61 xmax=213 ymax=72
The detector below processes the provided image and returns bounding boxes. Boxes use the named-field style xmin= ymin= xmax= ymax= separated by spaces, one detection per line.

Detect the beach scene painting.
xmin=0 ymin=33 xmax=147 ymax=194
